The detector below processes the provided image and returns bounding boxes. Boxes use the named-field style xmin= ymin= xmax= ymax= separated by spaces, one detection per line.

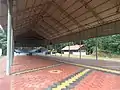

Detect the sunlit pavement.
xmin=0 ymin=56 xmax=120 ymax=90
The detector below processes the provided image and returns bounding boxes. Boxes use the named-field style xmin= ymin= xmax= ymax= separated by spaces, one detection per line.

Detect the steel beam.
xmin=79 ymin=0 xmax=104 ymax=24
xmin=51 ymin=0 xmax=85 ymax=30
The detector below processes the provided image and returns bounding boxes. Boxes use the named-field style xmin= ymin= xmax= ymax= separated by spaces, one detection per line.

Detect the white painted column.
xmin=79 ymin=40 xmax=81 ymax=59
xmin=96 ymin=28 xmax=98 ymax=60
xmin=96 ymin=37 xmax=98 ymax=60
xmin=55 ymin=44 xmax=56 ymax=56
xmin=10 ymin=28 xmax=14 ymax=66
xmin=68 ymin=42 xmax=70 ymax=58
xmin=61 ymin=44 xmax=62 ymax=56
xmin=6 ymin=0 xmax=12 ymax=75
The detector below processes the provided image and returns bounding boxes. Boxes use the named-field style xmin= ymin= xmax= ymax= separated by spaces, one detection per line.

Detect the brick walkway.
xmin=73 ymin=71 xmax=120 ymax=90
xmin=0 ymin=56 xmax=120 ymax=90
xmin=0 ymin=56 xmax=80 ymax=90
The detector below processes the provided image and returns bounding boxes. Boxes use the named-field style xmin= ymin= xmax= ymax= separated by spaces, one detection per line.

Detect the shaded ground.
xmin=0 ymin=56 xmax=120 ymax=90
xmin=56 ymin=53 xmax=120 ymax=61
xmin=48 ymin=55 xmax=120 ymax=70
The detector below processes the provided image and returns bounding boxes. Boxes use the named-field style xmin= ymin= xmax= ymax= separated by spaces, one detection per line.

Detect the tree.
xmin=0 ymin=29 xmax=7 ymax=55
xmin=83 ymin=38 xmax=96 ymax=55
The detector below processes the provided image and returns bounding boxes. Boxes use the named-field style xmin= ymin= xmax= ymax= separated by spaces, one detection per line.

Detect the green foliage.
xmin=83 ymin=34 xmax=120 ymax=55
xmin=0 ymin=29 xmax=7 ymax=55
xmin=98 ymin=35 xmax=120 ymax=55
xmin=83 ymin=38 xmax=96 ymax=55
xmin=52 ymin=34 xmax=120 ymax=56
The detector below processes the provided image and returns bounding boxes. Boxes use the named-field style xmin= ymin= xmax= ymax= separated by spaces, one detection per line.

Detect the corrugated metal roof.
xmin=62 ymin=45 xmax=84 ymax=50
xmin=1 ymin=0 xmax=120 ymax=46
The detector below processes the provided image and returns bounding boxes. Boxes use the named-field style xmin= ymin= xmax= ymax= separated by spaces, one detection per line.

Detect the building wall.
xmin=64 ymin=52 xmax=69 ymax=54
xmin=63 ymin=51 xmax=86 ymax=55
xmin=73 ymin=52 xmax=86 ymax=55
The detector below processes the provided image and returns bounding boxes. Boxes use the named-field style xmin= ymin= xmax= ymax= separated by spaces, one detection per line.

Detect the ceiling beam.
xmin=14 ymin=28 xmax=30 ymax=37
xmin=31 ymin=28 xmax=50 ymax=39
xmin=79 ymin=0 xmax=104 ymax=24
xmin=31 ymin=1 xmax=52 ymax=27
xmin=41 ymin=19 xmax=59 ymax=33
xmin=51 ymin=0 xmax=85 ymax=31
xmin=29 ymin=1 xmax=60 ymax=37
xmin=38 ymin=24 xmax=54 ymax=36
xmin=46 ymin=12 xmax=71 ymax=32
xmin=13 ymin=3 xmax=43 ymax=17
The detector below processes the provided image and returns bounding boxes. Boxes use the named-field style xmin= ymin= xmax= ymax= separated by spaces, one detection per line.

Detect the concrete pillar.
xmin=55 ymin=44 xmax=56 ymax=56
xmin=46 ymin=45 xmax=48 ymax=56
xmin=96 ymin=37 xmax=98 ymax=60
xmin=6 ymin=0 xmax=12 ymax=75
xmin=68 ymin=42 xmax=70 ymax=58
xmin=96 ymin=28 xmax=98 ymax=60
xmin=79 ymin=40 xmax=81 ymax=59
xmin=10 ymin=28 xmax=14 ymax=66
xmin=61 ymin=43 xmax=62 ymax=56
xmin=50 ymin=45 xmax=52 ymax=55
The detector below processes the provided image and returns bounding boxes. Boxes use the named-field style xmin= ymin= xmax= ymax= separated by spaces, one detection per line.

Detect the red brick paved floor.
xmin=11 ymin=64 xmax=80 ymax=90
xmin=73 ymin=71 xmax=120 ymax=90
xmin=1 ymin=56 xmax=120 ymax=90
xmin=0 ymin=56 xmax=80 ymax=90
xmin=11 ymin=56 xmax=59 ymax=73
xmin=0 ymin=57 xmax=6 ymax=77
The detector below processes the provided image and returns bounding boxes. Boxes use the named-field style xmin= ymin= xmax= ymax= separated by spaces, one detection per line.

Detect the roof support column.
xmin=96 ymin=29 xmax=98 ymax=60
xmin=96 ymin=38 xmax=98 ymax=60
xmin=68 ymin=42 xmax=70 ymax=58
xmin=55 ymin=44 xmax=56 ymax=56
xmin=6 ymin=0 xmax=13 ymax=75
xmin=79 ymin=40 xmax=81 ymax=59
xmin=46 ymin=45 xmax=48 ymax=56
xmin=10 ymin=28 xmax=14 ymax=66
xmin=50 ymin=44 xmax=52 ymax=55
xmin=61 ymin=43 xmax=62 ymax=57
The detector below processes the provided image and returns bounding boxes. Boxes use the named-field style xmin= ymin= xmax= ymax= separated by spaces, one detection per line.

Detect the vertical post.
xmin=96 ymin=37 xmax=98 ymax=60
xmin=6 ymin=0 xmax=12 ymax=75
xmin=68 ymin=42 xmax=70 ymax=58
xmin=46 ymin=45 xmax=48 ymax=56
xmin=96 ymin=28 xmax=98 ymax=60
xmin=61 ymin=43 xmax=62 ymax=56
xmin=79 ymin=40 xmax=81 ymax=59
xmin=51 ymin=44 xmax=52 ymax=55
xmin=10 ymin=28 xmax=14 ymax=66
xmin=55 ymin=44 xmax=56 ymax=56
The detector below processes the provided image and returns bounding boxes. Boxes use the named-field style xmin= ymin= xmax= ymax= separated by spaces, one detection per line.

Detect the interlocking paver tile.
xmin=73 ymin=71 xmax=120 ymax=90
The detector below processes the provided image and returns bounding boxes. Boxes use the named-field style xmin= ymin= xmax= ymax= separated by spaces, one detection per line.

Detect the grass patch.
xmin=55 ymin=53 xmax=120 ymax=61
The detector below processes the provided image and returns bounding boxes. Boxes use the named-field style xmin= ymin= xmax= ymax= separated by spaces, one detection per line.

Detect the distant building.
xmin=61 ymin=45 xmax=86 ymax=55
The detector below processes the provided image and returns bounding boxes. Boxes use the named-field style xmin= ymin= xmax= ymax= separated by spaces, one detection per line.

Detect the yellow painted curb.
xmin=52 ymin=69 xmax=91 ymax=90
